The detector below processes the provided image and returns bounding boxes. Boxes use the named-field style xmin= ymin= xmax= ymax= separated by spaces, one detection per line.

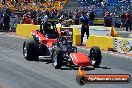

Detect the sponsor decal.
xmin=76 ymin=74 xmax=131 ymax=85
xmin=119 ymin=40 xmax=132 ymax=53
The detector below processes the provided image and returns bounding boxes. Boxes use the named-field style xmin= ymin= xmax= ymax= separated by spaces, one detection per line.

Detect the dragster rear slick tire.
xmin=89 ymin=46 xmax=102 ymax=68
xmin=23 ymin=39 xmax=39 ymax=61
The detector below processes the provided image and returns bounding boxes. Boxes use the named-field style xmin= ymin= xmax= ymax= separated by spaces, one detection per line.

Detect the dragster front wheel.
xmin=89 ymin=46 xmax=102 ymax=68
xmin=52 ymin=48 xmax=63 ymax=69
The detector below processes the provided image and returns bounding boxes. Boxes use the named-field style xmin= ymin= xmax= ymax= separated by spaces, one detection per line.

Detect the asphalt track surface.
xmin=0 ymin=33 xmax=132 ymax=88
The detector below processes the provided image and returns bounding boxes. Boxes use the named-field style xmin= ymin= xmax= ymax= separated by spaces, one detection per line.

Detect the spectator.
xmin=80 ymin=11 xmax=89 ymax=45
xmin=23 ymin=13 xmax=31 ymax=24
xmin=89 ymin=10 xmax=95 ymax=26
xmin=43 ymin=14 xmax=48 ymax=23
xmin=68 ymin=11 xmax=73 ymax=19
xmin=111 ymin=13 xmax=116 ymax=27
xmin=32 ymin=16 xmax=38 ymax=25
xmin=37 ymin=14 xmax=42 ymax=25
xmin=3 ymin=13 xmax=10 ymax=32
xmin=58 ymin=14 xmax=64 ymax=23
xmin=104 ymin=11 xmax=112 ymax=27
xmin=121 ymin=13 xmax=126 ymax=31
xmin=0 ymin=13 xmax=3 ymax=30
xmin=30 ymin=9 xmax=37 ymax=19
xmin=74 ymin=12 xmax=80 ymax=25
xmin=10 ymin=13 xmax=18 ymax=31
xmin=50 ymin=11 xmax=54 ymax=19
xmin=52 ymin=9 xmax=57 ymax=18
xmin=125 ymin=12 xmax=132 ymax=31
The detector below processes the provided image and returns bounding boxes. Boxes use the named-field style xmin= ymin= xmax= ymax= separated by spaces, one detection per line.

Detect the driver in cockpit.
xmin=40 ymin=21 xmax=52 ymax=35
xmin=40 ymin=21 xmax=59 ymax=37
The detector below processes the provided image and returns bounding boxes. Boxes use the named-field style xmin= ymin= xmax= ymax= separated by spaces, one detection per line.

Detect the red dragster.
xmin=23 ymin=22 xmax=102 ymax=69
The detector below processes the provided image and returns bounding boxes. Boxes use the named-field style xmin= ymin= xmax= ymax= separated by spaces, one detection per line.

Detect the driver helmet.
xmin=43 ymin=22 xmax=52 ymax=30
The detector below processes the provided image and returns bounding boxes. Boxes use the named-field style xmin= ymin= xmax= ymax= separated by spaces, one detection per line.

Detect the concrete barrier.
xmin=16 ymin=24 xmax=40 ymax=38
xmin=86 ymin=35 xmax=94 ymax=48
xmin=86 ymin=35 xmax=132 ymax=54
xmin=16 ymin=24 xmax=117 ymax=38
xmin=86 ymin=35 xmax=114 ymax=51
xmin=107 ymin=37 xmax=114 ymax=51
xmin=70 ymin=25 xmax=118 ymax=37
xmin=72 ymin=28 xmax=81 ymax=46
